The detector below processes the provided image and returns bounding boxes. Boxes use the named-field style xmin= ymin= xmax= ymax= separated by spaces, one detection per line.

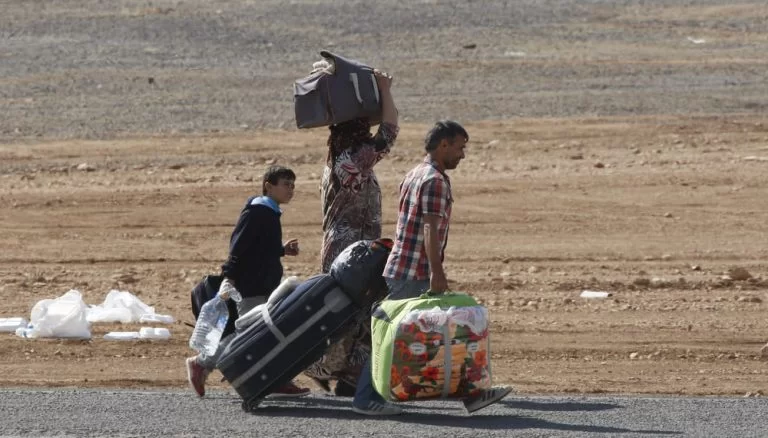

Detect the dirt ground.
xmin=2 ymin=0 xmax=768 ymax=398
xmin=2 ymin=116 xmax=768 ymax=396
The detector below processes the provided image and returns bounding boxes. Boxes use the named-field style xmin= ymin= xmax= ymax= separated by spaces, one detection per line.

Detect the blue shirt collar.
xmin=249 ymin=196 xmax=282 ymax=214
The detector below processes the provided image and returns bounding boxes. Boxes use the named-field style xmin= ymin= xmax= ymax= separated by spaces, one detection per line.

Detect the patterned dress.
xmin=305 ymin=122 xmax=398 ymax=388
xmin=320 ymin=122 xmax=399 ymax=272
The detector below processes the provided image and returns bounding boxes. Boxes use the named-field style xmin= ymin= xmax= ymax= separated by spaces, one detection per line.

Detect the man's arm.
xmin=423 ymin=214 xmax=448 ymax=293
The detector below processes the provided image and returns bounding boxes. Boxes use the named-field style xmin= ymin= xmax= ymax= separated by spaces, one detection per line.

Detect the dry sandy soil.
xmin=2 ymin=0 xmax=768 ymax=397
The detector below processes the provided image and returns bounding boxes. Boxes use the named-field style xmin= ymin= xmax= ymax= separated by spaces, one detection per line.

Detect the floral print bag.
xmin=371 ymin=292 xmax=492 ymax=401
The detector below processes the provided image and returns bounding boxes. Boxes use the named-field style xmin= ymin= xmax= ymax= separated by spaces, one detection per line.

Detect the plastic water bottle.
xmin=189 ymin=284 xmax=240 ymax=359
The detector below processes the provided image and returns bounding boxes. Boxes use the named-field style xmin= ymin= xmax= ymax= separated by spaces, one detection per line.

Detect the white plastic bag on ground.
xmin=87 ymin=290 xmax=155 ymax=323
xmin=138 ymin=314 xmax=175 ymax=324
xmin=103 ymin=328 xmax=171 ymax=341
xmin=103 ymin=331 xmax=141 ymax=341
xmin=0 ymin=317 xmax=28 ymax=332
xmin=139 ymin=327 xmax=170 ymax=340
xmin=24 ymin=290 xmax=91 ymax=339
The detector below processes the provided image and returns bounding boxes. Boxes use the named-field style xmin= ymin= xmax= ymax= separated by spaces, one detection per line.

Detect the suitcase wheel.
xmin=241 ymin=398 xmax=262 ymax=412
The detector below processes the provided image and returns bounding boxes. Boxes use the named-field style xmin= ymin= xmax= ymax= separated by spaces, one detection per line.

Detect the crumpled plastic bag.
xmin=23 ymin=290 xmax=91 ymax=339
xmin=86 ymin=290 xmax=155 ymax=323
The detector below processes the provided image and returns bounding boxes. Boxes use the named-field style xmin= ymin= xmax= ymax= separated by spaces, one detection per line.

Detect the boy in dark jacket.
xmin=186 ymin=165 xmax=310 ymax=398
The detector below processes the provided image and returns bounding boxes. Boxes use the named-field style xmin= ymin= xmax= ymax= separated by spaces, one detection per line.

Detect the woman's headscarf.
xmin=326 ymin=118 xmax=373 ymax=166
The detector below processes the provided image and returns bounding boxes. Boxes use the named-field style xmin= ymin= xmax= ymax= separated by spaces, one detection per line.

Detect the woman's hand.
xmin=374 ymin=69 xmax=397 ymax=126
xmin=374 ymin=69 xmax=393 ymax=91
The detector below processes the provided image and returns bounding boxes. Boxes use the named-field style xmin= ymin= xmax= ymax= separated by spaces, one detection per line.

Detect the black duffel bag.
xmin=328 ymin=238 xmax=393 ymax=309
xmin=294 ymin=50 xmax=382 ymax=129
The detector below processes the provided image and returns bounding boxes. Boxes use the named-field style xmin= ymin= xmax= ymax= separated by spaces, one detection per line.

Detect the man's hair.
xmin=262 ymin=165 xmax=296 ymax=195
xmin=424 ymin=120 xmax=469 ymax=152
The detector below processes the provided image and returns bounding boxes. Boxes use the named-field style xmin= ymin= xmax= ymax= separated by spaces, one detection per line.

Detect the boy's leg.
xmin=187 ymin=296 xmax=268 ymax=397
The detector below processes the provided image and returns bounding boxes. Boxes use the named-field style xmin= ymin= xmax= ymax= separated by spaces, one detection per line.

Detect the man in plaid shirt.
xmin=383 ymin=122 xmax=462 ymax=297
xmin=352 ymin=120 xmax=512 ymax=416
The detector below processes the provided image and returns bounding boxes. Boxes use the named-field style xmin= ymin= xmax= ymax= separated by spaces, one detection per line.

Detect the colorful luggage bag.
xmin=371 ymin=292 xmax=492 ymax=401
xmin=216 ymin=274 xmax=356 ymax=410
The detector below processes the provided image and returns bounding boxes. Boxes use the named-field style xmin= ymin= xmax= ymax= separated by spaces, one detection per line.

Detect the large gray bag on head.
xmin=294 ymin=50 xmax=382 ymax=129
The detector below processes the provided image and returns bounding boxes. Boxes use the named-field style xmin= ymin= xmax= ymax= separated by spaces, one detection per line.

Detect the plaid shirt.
xmin=384 ymin=157 xmax=452 ymax=280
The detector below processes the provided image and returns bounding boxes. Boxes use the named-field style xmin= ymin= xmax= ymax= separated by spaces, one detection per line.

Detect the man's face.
xmin=265 ymin=178 xmax=295 ymax=204
xmin=443 ymin=135 xmax=467 ymax=170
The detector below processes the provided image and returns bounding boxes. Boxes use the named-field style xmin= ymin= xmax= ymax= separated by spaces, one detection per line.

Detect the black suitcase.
xmin=216 ymin=274 xmax=359 ymax=410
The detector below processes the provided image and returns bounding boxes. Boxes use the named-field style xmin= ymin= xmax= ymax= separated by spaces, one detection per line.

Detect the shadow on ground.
xmin=243 ymin=396 xmax=681 ymax=435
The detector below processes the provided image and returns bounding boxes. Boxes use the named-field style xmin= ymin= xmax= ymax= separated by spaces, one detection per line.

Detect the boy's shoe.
xmin=267 ymin=381 xmax=311 ymax=399
xmin=463 ymin=386 xmax=513 ymax=414
xmin=352 ymin=401 xmax=404 ymax=416
xmin=185 ymin=356 xmax=210 ymax=398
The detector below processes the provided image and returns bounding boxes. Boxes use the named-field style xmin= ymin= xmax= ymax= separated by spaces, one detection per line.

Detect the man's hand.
xmin=429 ymin=270 xmax=449 ymax=294
xmin=283 ymin=239 xmax=300 ymax=256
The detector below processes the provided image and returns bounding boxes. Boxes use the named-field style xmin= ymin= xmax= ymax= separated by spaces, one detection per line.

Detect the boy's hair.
xmin=262 ymin=165 xmax=296 ymax=195
xmin=424 ymin=120 xmax=469 ymax=152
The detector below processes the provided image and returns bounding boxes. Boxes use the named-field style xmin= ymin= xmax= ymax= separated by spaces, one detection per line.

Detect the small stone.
xmin=633 ymin=277 xmax=651 ymax=287
xmin=691 ymin=265 xmax=701 ymax=271
xmin=727 ymin=267 xmax=752 ymax=281
xmin=661 ymin=254 xmax=672 ymax=261
xmin=569 ymin=153 xmax=584 ymax=160
xmin=527 ymin=266 xmax=540 ymax=274
xmin=594 ymin=161 xmax=605 ymax=168
xmin=629 ymin=352 xmax=639 ymax=359
xmin=664 ymin=212 xmax=673 ymax=218
xmin=76 ymin=163 xmax=96 ymax=172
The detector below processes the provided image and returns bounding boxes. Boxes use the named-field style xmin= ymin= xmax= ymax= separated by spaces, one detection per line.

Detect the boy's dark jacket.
xmin=221 ymin=196 xmax=285 ymax=298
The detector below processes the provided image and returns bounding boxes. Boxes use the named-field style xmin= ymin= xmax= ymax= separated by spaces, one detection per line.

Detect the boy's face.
xmin=265 ymin=178 xmax=295 ymax=204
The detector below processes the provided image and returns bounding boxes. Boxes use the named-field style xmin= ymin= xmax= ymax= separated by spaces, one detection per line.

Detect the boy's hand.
xmin=284 ymin=239 xmax=300 ymax=256
xmin=219 ymin=278 xmax=238 ymax=301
